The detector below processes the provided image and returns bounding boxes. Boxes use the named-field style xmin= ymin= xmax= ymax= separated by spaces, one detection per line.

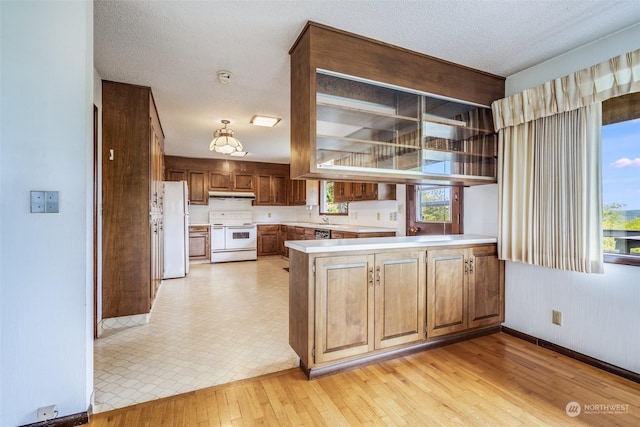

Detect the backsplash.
xmin=188 ymin=192 xmax=403 ymax=234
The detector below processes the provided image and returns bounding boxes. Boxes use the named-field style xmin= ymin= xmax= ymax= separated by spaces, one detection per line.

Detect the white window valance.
xmin=492 ymin=49 xmax=640 ymax=131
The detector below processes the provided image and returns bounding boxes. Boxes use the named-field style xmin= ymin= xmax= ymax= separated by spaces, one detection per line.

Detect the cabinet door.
xmin=468 ymin=245 xmax=503 ymax=329
xmin=257 ymin=233 xmax=279 ymax=256
xmin=189 ymin=234 xmax=209 ymax=259
xmin=209 ymin=172 xmax=232 ymax=190
xmin=279 ymin=226 xmax=288 ymax=257
xmin=166 ymin=169 xmax=186 ymax=182
xmin=351 ymin=182 xmax=364 ymax=200
xmin=333 ymin=182 xmax=350 ymax=202
xmin=257 ymin=225 xmax=279 ymax=256
xmin=272 ymin=175 xmax=288 ymax=205
xmin=234 ymin=173 xmax=254 ymax=191
xmin=362 ymin=183 xmax=378 ymax=200
xmin=315 ymin=255 xmax=374 ymax=363
xmin=375 ymin=251 xmax=425 ymax=349
xmin=188 ymin=171 xmax=208 ymax=205
xmin=255 ymin=174 xmax=272 ymax=205
xmin=426 ymin=248 xmax=467 ymax=337
xmin=289 ymin=179 xmax=306 ymax=205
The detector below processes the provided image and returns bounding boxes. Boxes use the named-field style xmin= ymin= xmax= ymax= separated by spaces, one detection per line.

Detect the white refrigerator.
xmin=163 ymin=181 xmax=190 ymax=278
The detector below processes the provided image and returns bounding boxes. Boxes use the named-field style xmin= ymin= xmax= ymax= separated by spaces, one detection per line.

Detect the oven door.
xmin=225 ymin=226 xmax=257 ymax=250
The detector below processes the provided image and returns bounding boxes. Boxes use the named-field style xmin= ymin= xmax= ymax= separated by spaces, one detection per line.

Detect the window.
xmin=416 ymin=186 xmax=451 ymax=222
xmin=406 ymin=185 xmax=461 ymax=235
xmin=602 ymin=119 xmax=640 ymax=264
xmin=602 ymin=92 xmax=640 ymax=266
xmin=320 ymin=181 xmax=348 ymax=215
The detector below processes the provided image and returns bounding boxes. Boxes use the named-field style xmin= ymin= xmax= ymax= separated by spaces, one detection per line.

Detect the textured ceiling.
xmin=94 ymin=0 xmax=640 ymax=164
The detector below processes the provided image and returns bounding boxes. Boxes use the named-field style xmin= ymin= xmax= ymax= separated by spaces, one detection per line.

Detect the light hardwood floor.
xmin=89 ymin=333 xmax=639 ymax=426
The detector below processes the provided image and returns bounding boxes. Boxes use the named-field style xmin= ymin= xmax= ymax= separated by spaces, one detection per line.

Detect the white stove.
xmin=209 ymin=211 xmax=257 ymax=263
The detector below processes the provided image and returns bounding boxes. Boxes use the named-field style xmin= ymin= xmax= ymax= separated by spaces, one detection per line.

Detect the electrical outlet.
xmin=354 ymin=212 xmax=358 ymax=220
xmin=389 ymin=212 xmax=397 ymax=221
xmin=37 ymin=404 xmax=57 ymax=421
xmin=552 ymin=310 xmax=563 ymax=326
xmin=267 ymin=212 xmax=271 ymax=218
xmin=376 ymin=212 xmax=380 ymax=220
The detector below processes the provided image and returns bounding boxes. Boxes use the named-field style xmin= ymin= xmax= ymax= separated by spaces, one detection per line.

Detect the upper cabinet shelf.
xmin=289 ymin=22 xmax=505 ymax=186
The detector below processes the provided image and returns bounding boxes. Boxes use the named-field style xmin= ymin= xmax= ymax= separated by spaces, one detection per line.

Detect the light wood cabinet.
xmin=257 ymin=225 xmax=280 ymax=256
xmin=188 ymin=225 xmax=210 ymax=260
xmin=102 ymin=80 xmax=165 ymax=318
xmin=314 ymin=250 xmax=425 ymax=364
xmin=289 ymin=241 xmax=503 ymax=378
xmin=426 ymin=245 xmax=503 ymax=338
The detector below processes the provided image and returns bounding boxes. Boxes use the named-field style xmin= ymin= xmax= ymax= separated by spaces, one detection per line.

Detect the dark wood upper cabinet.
xmin=188 ymin=171 xmax=208 ymax=205
xmin=209 ymin=171 xmax=232 ymax=191
xmin=165 ymin=156 xmax=297 ymax=206
xmin=233 ymin=173 xmax=254 ymax=191
xmin=166 ymin=169 xmax=186 ymax=182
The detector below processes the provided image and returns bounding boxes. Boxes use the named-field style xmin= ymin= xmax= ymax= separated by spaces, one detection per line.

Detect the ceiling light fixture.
xmin=209 ymin=120 xmax=244 ymax=155
xmin=250 ymin=115 xmax=281 ymax=127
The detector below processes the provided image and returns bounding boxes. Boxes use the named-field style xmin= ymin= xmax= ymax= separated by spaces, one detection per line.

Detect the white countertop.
xmin=285 ymin=234 xmax=497 ymax=253
xmin=259 ymin=222 xmax=396 ymax=233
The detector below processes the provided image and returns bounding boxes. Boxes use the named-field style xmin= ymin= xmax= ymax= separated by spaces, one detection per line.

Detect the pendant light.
xmin=209 ymin=120 xmax=244 ymax=155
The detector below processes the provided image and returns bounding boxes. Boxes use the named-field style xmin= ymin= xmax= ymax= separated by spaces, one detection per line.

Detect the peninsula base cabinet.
xmin=289 ymin=243 xmax=503 ymax=378
xmin=290 ymin=250 xmax=425 ymax=367
xmin=426 ymin=245 xmax=504 ymax=338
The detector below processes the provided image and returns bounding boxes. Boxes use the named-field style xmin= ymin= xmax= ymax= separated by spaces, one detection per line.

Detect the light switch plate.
xmin=45 ymin=191 xmax=59 ymax=213
xmin=30 ymin=191 xmax=45 ymax=213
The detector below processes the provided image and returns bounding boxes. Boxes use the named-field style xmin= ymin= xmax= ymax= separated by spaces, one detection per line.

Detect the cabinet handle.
xmin=469 ymin=259 xmax=473 ymax=273
xmin=465 ymin=259 xmax=469 ymax=274
xmin=376 ymin=266 xmax=381 ymax=286
xmin=368 ymin=267 xmax=374 ymax=287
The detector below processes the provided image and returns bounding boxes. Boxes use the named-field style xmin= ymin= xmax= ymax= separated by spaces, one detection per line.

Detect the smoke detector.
xmin=217 ymin=70 xmax=233 ymax=85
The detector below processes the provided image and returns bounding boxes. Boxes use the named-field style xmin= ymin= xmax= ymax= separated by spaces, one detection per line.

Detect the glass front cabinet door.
xmin=312 ymin=70 xmax=497 ymax=185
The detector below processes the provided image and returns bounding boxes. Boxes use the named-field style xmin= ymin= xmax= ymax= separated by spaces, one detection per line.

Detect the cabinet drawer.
xmin=189 ymin=225 xmax=210 ymax=233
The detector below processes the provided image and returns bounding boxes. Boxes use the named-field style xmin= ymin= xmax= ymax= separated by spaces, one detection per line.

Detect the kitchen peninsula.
xmin=286 ymin=235 xmax=504 ymax=378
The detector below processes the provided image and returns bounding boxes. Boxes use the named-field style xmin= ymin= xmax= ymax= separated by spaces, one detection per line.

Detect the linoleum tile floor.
xmin=93 ymin=258 xmax=299 ymax=412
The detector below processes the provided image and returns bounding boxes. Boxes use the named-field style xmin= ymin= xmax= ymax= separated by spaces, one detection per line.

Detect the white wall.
xmin=466 ymin=23 xmax=640 ymax=373
xmin=0 ymin=2 xmax=93 ymax=425
xmin=463 ymin=184 xmax=498 ymax=236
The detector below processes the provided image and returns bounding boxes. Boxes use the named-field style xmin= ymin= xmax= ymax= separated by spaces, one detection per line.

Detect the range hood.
xmin=208 ymin=191 xmax=256 ymax=200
